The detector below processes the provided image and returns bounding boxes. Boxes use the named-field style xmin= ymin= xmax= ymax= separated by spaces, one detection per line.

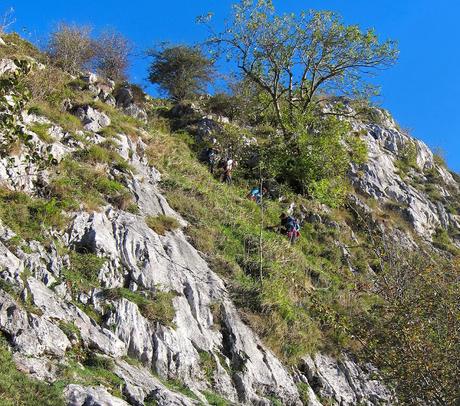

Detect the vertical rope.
xmin=259 ymin=163 xmax=264 ymax=283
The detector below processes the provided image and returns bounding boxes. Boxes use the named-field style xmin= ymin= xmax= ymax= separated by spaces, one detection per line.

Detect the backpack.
xmin=287 ymin=216 xmax=300 ymax=232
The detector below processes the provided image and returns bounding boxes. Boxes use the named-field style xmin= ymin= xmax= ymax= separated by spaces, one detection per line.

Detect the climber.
xmin=248 ymin=186 xmax=267 ymax=205
xmin=279 ymin=213 xmax=301 ymax=244
xmin=221 ymin=157 xmax=237 ymax=184
xmin=205 ymin=145 xmax=218 ymax=174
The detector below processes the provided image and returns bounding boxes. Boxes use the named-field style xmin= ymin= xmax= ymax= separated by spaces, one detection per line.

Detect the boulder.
xmin=65 ymin=384 xmax=129 ymax=406
xmin=73 ymin=105 xmax=111 ymax=132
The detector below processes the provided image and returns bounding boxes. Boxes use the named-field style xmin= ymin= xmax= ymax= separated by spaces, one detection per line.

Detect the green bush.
xmin=203 ymin=391 xmax=231 ymax=406
xmin=103 ymin=288 xmax=176 ymax=327
xmin=49 ymin=158 xmax=129 ymax=211
xmin=146 ymin=215 xmax=180 ymax=235
xmin=62 ymin=251 xmax=106 ymax=293
xmin=0 ymin=189 xmax=67 ymax=241
xmin=29 ymin=123 xmax=55 ymax=143
xmin=395 ymin=142 xmax=418 ymax=176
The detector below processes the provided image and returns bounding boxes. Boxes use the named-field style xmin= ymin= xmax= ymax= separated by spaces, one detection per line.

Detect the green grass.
xmin=57 ymin=352 xmax=123 ymax=398
xmin=29 ymin=123 xmax=55 ymax=143
xmin=143 ymin=130 xmax=366 ymax=363
xmin=203 ymin=391 xmax=231 ymax=405
xmin=198 ymin=350 xmax=217 ymax=382
xmin=103 ymin=287 xmax=176 ymax=327
xmin=28 ymin=103 xmax=83 ymax=134
xmin=0 ymin=33 xmax=45 ymax=61
xmin=146 ymin=215 xmax=181 ymax=235
xmin=0 ymin=336 xmax=64 ymax=405
xmin=62 ymin=251 xmax=106 ymax=294
xmin=49 ymin=157 xmax=129 ymax=211
xmin=297 ymin=382 xmax=311 ymax=405
xmin=0 ymin=189 xmax=67 ymax=242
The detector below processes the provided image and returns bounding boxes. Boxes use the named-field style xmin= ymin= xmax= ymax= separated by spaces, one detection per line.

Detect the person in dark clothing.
xmin=279 ymin=213 xmax=301 ymax=244
xmin=205 ymin=146 xmax=218 ymax=174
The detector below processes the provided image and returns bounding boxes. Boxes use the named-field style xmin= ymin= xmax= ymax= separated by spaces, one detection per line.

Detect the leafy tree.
xmin=202 ymin=0 xmax=398 ymax=135
xmin=257 ymin=114 xmax=365 ymax=207
xmin=147 ymin=45 xmax=215 ymax=102
xmin=355 ymin=249 xmax=460 ymax=405
xmin=47 ymin=23 xmax=94 ymax=74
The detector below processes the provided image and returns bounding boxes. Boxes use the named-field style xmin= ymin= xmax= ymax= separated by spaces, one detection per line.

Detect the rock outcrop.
xmin=349 ymin=109 xmax=459 ymax=237
xmin=2 ymin=53 xmax=438 ymax=405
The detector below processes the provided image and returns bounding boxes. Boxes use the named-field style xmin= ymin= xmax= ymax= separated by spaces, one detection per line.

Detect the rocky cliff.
xmin=0 ymin=35 xmax=457 ymax=405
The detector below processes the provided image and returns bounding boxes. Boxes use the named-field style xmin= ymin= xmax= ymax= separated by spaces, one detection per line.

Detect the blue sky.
xmin=5 ymin=0 xmax=460 ymax=171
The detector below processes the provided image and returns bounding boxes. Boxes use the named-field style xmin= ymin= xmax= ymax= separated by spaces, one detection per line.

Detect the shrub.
xmin=203 ymin=391 xmax=231 ymax=406
xmin=103 ymin=287 xmax=176 ymax=327
xmin=395 ymin=141 xmax=418 ymax=176
xmin=49 ymin=157 xmax=130 ymax=210
xmin=433 ymin=147 xmax=447 ymax=168
xmin=205 ymin=92 xmax=240 ymax=120
xmin=47 ymin=23 xmax=94 ymax=74
xmin=28 ymin=103 xmax=83 ymax=133
xmin=146 ymin=214 xmax=180 ymax=235
xmin=62 ymin=251 xmax=106 ymax=293
xmin=22 ymin=64 xmax=70 ymax=104
xmin=0 ymin=189 xmax=67 ymax=241
xmin=147 ymin=45 xmax=215 ymax=102
xmin=93 ymin=29 xmax=131 ymax=82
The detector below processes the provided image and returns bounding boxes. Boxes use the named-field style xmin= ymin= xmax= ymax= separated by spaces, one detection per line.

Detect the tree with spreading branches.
xmin=201 ymin=0 xmax=398 ymax=135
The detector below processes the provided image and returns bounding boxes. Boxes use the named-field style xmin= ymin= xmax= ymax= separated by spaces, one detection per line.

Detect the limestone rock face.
xmin=65 ymin=384 xmax=130 ymax=406
xmin=66 ymin=207 xmax=301 ymax=404
xmin=0 ymin=58 xmax=399 ymax=405
xmin=301 ymin=354 xmax=394 ymax=406
xmin=349 ymin=109 xmax=459 ymax=237
xmin=0 ymin=292 xmax=70 ymax=357
xmin=115 ymin=86 xmax=148 ymax=121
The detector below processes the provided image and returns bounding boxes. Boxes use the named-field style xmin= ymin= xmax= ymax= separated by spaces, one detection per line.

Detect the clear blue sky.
xmin=5 ymin=0 xmax=460 ymax=171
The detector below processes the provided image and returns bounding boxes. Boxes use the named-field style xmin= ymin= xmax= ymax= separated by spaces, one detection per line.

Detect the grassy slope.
xmin=0 ymin=339 xmax=64 ymax=406
xmin=145 ymin=130 xmax=376 ymax=362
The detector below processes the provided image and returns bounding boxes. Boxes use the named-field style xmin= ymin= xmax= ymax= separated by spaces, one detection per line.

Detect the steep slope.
xmin=0 ymin=34 xmax=457 ymax=406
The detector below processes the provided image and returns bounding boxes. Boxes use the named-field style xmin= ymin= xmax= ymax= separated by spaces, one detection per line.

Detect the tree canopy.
xmin=147 ymin=45 xmax=215 ymax=102
xmin=202 ymin=0 xmax=398 ymax=133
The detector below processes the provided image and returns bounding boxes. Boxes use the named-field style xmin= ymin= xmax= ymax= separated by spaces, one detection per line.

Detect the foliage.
xmin=144 ymin=130 xmax=366 ymax=363
xmin=58 ymin=351 xmax=123 ymax=398
xmin=47 ymin=23 xmax=94 ymax=74
xmin=203 ymin=391 xmax=231 ymax=405
xmin=354 ymin=250 xmax=460 ymax=405
xmin=28 ymin=103 xmax=82 ymax=133
xmin=204 ymin=92 xmax=241 ymax=121
xmin=0 ymin=33 xmax=44 ymax=60
xmin=256 ymin=114 xmax=366 ymax=207
xmin=432 ymin=228 xmax=459 ymax=255
xmin=0 ymin=336 xmax=64 ymax=405
xmin=433 ymin=147 xmax=446 ymax=168
xmin=49 ymin=157 xmax=128 ymax=211
xmin=29 ymin=122 xmax=55 ymax=143
xmin=93 ymin=29 xmax=131 ymax=82
xmin=198 ymin=350 xmax=217 ymax=382
xmin=0 ymin=188 xmax=67 ymax=241
xmin=21 ymin=63 xmax=70 ymax=104
xmin=146 ymin=214 xmax=180 ymax=235
xmin=395 ymin=141 xmax=418 ymax=176
xmin=147 ymin=45 xmax=215 ymax=101
xmin=297 ymin=382 xmax=310 ymax=404
xmin=103 ymin=287 xmax=176 ymax=327
xmin=63 ymin=251 xmax=106 ymax=293
xmin=203 ymin=0 xmax=398 ymax=133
